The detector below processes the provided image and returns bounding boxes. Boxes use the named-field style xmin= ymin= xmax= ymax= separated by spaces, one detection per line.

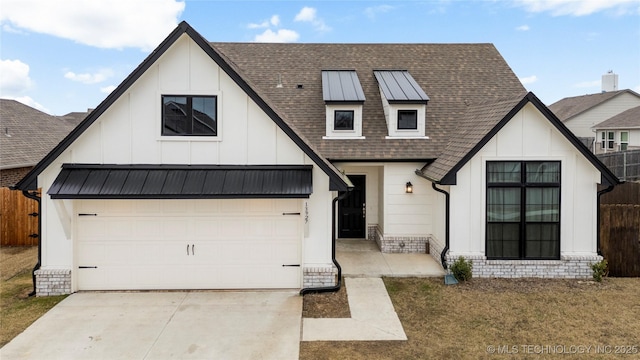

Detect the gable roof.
xmin=592 ymin=105 xmax=640 ymax=130
xmin=549 ymin=90 xmax=640 ymax=122
xmin=211 ymin=42 xmax=527 ymax=161
xmin=419 ymin=92 xmax=620 ymax=186
xmin=0 ymin=99 xmax=79 ymax=171
xmin=14 ymin=21 xmax=350 ymax=192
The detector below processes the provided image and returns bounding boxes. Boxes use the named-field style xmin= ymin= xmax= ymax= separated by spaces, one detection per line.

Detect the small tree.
xmin=591 ymin=259 xmax=608 ymax=282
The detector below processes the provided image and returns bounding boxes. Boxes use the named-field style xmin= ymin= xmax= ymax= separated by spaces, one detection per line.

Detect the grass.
xmin=300 ymin=276 xmax=640 ymax=360
xmin=1 ymin=247 xmax=67 ymax=347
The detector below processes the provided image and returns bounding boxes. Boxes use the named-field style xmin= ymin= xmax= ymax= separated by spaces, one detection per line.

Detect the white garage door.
xmin=75 ymin=199 xmax=302 ymax=290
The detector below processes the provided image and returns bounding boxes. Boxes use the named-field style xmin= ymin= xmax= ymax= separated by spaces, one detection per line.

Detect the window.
xmin=162 ymin=95 xmax=217 ymax=136
xmin=397 ymin=110 xmax=418 ymax=130
xmin=334 ymin=110 xmax=354 ymax=131
xmin=607 ymin=131 xmax=615 ymax=149
xmin=600 ymin=132 xmax=606 ymax=149
xmin=486 ymin=161 xmax=560 ymax=260
xmin=620 ymin=131 xmax=629 ymax=151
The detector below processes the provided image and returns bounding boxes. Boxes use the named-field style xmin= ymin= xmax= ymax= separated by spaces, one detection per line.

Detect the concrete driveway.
xmin=0 ymin=291 xmax=302 ymax=360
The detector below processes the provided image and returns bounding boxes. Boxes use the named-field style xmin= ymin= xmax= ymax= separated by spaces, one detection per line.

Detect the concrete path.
xmin=0 ymin=291 xmax=302 ymax=360
xmin=302 ymin=278 xmax=407 ymax=341
xmin=337 ymin=239 xmax=446 ymax=277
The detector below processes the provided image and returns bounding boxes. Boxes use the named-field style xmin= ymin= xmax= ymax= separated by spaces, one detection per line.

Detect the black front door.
xmin=339 ymin=175 xmax=366 ymax=238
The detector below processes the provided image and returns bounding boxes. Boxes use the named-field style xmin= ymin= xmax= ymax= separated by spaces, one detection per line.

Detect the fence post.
xmin=623 ymin=151 xmax=627 ymax=181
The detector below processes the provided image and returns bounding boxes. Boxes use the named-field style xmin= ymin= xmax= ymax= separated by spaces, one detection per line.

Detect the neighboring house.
xmin=14 ymin=22 xmax=619 ymax=296
xmin=592 ymin=106 xmax=640 ymax=154
xmin=0 ymin=99 xmax=83 ymax=187
xmin=548 ymin=89 xmax=640 ymax=148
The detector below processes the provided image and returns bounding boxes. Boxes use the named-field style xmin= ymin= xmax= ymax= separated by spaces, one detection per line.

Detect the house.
xmin=0 ymin=100 xmax=83 ymax=187
xmin=548 ymin=89 xmax=640 ymax=149
xmin=14 ymin=22 xmax=619 ymax=296
xmin=591 ymin=105 xmax=640 ymax=154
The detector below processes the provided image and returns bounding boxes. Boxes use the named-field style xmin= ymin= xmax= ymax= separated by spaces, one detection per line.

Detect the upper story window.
xmin=398 ymin=110 xmax=418 ymax=130
xmin=322 ymin=71 xmax=366 ymax=139
xmin=334 ymin=110 xmax=355 ymax=130
xmin=373 ymin=70 xmax=429 ymax=138
xmin=620 ymin=131 xmax=629 ymax=150
xmin=162 ymin=95 xmax=217 ymax=136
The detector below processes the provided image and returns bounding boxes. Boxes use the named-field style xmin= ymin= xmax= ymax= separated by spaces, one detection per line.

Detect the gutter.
xmin=414 ymin=170 xmax=451 ymax=269
xmin=300 ymin=190 xmax=352 ymax=295
xmin=596 ymin=184 xmax=617 ymax=256
xmin=19 ymin=189 xmax=42 ymax=297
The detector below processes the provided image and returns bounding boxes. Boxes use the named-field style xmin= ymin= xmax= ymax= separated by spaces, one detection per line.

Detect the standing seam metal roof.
xmin=322 ymin=71 xmax=366 ymax=102
xmin=373 ymin=70 xmax=429 ymax=103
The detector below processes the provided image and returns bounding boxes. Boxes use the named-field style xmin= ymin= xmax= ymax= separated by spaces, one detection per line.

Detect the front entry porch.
xmin=336 ymin=239 xmax=445 ymax=277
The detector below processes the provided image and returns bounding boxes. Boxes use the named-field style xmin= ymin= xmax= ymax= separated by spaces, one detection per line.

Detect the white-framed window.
xmin=607 ymin=131 xmax=615 ymax=149
xmin=620 ymin=131 xmax=629 ymax=151
xmin=397 ymin=110 xmax=418 ymax=130
xmin=324 ymin=104 xmax=364 ymax=139
xmin=162 ymin=95 xmax=217 ymax=136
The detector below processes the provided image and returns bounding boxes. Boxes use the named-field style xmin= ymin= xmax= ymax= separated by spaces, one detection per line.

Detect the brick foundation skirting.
xmin=303 ymin=266 xmax=338 ymax=288
xmin=35 ymin=269 xmax=72 ymax=296
xmin=372 ymin=225 xmax=429 ymax=253
xmin=446 ymin=254 xmax=602 ymax=279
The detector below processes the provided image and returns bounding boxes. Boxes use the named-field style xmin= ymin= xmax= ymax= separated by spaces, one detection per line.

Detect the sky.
xmin=1 ymin=0 xmax=639 ymax=116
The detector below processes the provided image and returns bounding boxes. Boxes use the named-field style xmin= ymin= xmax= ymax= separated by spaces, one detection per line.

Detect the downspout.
xmin=21 ymin=189 xmax=42 ymax=297
xmin=300 ymin=190 xmax=352 ymax=295
xmin=430 ymin=182 xmax=451 ymax=269
xmin=596 ymin=184 xmax=616 ymax=256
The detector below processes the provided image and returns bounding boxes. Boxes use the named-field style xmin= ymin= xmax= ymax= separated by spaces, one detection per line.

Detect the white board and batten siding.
xmin=37 ymin=34 xmax=334 ymax=291
xmin=449 ymin=103 xmax=601 ymax=256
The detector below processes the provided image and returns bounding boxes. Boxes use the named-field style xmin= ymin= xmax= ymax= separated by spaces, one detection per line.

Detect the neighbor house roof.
xmin=419 ymin=92 xmax=620 ymax=186
xmin=211 ymin=42 xmax=527 ymax=161
xmin=0 ymin=99 xmax=79 ymax=170
xmin=592 ymin=105 xmax=640 ymax=130
xmin=548 ymin=90 xmax=640 ymax=122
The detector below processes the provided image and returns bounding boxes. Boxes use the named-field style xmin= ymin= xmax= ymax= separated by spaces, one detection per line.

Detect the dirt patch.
xmin=302 ymin=277 xmax=351 ymax=318
xmin=300 ymin=276 xmax=640 ymax=360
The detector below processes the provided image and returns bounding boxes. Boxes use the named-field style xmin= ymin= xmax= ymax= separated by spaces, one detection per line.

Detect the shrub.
xmin=591 ymin=259 xmax=608 ymax=282
xmin=450 ymin=256 xmax=473 ymax=282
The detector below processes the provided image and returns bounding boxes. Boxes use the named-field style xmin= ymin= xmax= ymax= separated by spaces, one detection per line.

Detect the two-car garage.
xmin=75 ymin=198 xmax=302 ymax=290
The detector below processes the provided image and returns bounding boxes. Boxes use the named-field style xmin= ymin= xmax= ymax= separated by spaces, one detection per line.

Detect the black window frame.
xmin=334 ymin=110 xmax=355 ymax=131
xmin=397 ymin=109 xmax=418 ymax=130
xmin=162 ymin=95 xmax=217 ymax=136
xmin=486 ymin=161 xmax=561 ymax=260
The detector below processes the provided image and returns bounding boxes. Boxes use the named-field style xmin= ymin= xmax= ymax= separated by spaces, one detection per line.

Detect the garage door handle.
xmin=187 ymin=244 xmax=190 ymax=255
xmin=192 ymin=244 xmax=195 ymax=256
xmin=282 ymin=212 xmax=301 ymax=215
xmin=282 ymin=264 xmax=300 ymax=267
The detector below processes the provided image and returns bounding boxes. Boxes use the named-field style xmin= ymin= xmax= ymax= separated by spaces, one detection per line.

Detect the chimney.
xmin=602 ymin=71 xmax=618 ymax=92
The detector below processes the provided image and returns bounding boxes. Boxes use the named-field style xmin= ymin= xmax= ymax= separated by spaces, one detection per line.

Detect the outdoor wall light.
xmin=405 ymin=182 xmax=413 ymax=193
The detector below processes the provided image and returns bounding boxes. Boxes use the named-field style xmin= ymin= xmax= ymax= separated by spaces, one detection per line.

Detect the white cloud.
xmin=254 ymin=29 xmax=300 ymax=43
xmin=248 ymin=15 xmax=280 ymax=29
xmin=0 ymin=0 xmax=185 ymax=50
xmin=365 ymin=5 xmax=395 ymax=19
xmin=10 ymin=96 xmax=50 ymax=113
xmin=520 ymin=75 xmax=538 ymax=85
xmin=513 ymin=0 xmax=638 ymax=16
xmin=516 ymin=25 xmax=530 ymax=31
xmin=573 ymin=80 xmax=600 ymax=88
xmin=64 ymin=69 xmax=114 ymax=84
xmin=2 ymin=23 xmax=25 ymax=34
xmin=295 ymin=7 xmax=317 ymax=22
xmin=100 ymin=85 xmax=117 ymax=94
xmin=294 ymin=6 xmax=331 ymax=32
xmin=0 ymin=58 xmax=33 ymax=95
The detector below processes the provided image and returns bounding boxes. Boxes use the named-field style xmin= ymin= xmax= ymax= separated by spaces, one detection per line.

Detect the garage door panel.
xmin=76 ymin=199 xmax=301 ymax=290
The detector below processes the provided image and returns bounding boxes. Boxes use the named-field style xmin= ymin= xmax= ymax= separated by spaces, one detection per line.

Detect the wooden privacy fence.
xmin=598 ymin=150 xmax=640 ymax=182
xmin=600 ymin=181 xmax=640 ymax=205
xmin=600 ymin=204 xmax=640 ymax=277
xmin=0 ymin=187 xmax=39 ymax=246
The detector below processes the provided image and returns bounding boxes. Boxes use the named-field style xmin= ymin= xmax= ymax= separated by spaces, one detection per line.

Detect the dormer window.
xmin=374 ymin=70 xmax=429 ymax=139
xmin=322 ymin=70 xmax=366 ymax=139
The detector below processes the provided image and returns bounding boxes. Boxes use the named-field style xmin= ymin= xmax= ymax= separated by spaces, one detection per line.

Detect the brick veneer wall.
xmin=446 ymin=254 xmax=601 ymax=279
xmin=371 ymin=225 xmax=428 ymax=253
xmin=35 ymin=269 xmax=72 ymax=296
xmin=0 ymin=167 xmax=32 ymax=187
xmin=303 ymin=266 xmax=337 ymax=288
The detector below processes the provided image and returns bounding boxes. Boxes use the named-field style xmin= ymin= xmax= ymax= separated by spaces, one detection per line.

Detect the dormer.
xmin=373 ymin=70 xmax=429 ymax=139
xmin=322 ymin=70 xmax=366 ymax=139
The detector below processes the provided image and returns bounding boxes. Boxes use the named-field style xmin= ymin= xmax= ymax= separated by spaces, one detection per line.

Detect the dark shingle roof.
xmin=593 ymin=105 xmax=640 ymax=129
xmin=211 ymin=42 xmax=527 ymax=160
xmin=548 ymin=90 xmax=640 ymax=122
xmin=0 ymin=99 xmax=78 ymax=170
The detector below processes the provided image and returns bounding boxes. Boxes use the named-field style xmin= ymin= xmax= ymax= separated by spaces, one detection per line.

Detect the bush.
xmin=591 ymin=259 xmax=608 ymax=282
xmin=450 ymin=256 xmax=473 ymax=282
